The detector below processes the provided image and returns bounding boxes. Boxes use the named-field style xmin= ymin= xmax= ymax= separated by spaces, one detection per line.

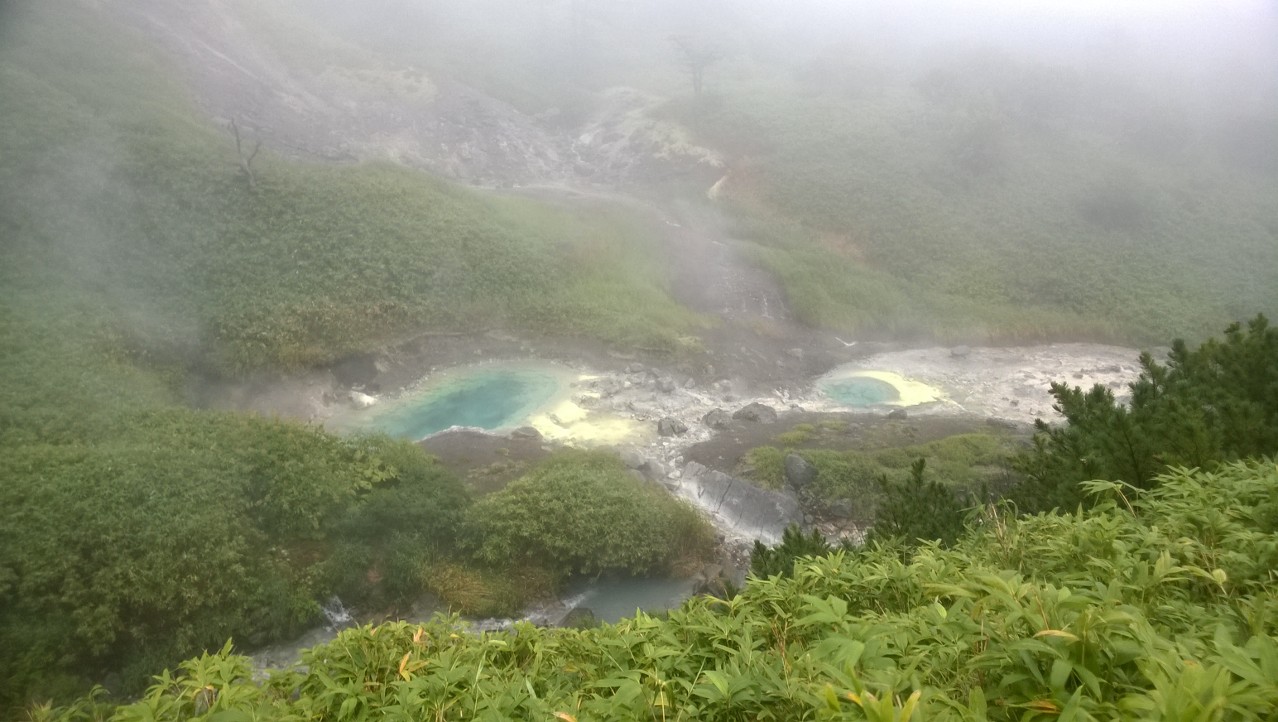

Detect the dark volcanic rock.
xmin=657 ymin=417 xmax=688 ymax=436
xmin=559 ymin=607 xmax=598 ymax=629
xmin=886 ymin=408 xmax=909 ymax=420
xmin=509 ymin=426 xmax=542 ymax=440
xmin=702 ymin=408 xmax=732 ymax=430
xmin=732 ymin=402 xmax=778 ymax=423
xmin=783 ymin=453 xmax=817 ymax=490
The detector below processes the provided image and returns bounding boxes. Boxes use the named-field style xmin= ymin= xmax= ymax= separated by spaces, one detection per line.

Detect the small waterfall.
xmin=320 ymin=596 xmax=354 ymax=630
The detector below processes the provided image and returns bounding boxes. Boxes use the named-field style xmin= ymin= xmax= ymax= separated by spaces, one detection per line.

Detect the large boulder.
xmin=732 ymin=402 xmax=778 ymax=423
xmin=657 ymin=417 xmax=688 ymax=436
xmin=783 ymin=453 xmax=817 ymax=490
xmin=674 ymin=462 xmax=803 ymax=545
xmin=702 ymin=408 xmax=732 ymax=430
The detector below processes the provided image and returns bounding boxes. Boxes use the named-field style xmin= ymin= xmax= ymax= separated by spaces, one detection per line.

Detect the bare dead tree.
xmin=229 ymin=119 xmax=262 ymax=191
xmin=670 ymin=35 xmax=722 ymax=106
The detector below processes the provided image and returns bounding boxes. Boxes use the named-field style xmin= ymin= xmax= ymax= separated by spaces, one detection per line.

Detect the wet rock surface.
xmin=671 ymin=462 xmax=803 ymax=545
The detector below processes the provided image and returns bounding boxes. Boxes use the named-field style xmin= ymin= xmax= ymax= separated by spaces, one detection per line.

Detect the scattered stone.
xmin=950 ymin=345 xmax=972 ymax=359
xmin=657 ymin=377 xmax=677 ymax=394
xmin=702 ymin=408 xmax=732 ymax=430
xmin=787 ymin=347 xmax=805 ymax=359
xmin=732 ymin=402 xmax=778 ymax=423
xmin=887 ymin=408 xmax=909 ymax=420
xmin=657 ymin=417 xmax=688 ymax=436
xmin=625 ymin=363 xmax=645 ymax=374
xmin=509 ymin=426 xmax=542 ymax=440
xmin=783 ymin=454 xmax=817 ymax=490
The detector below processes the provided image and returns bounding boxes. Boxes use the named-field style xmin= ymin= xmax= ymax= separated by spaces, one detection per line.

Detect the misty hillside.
xmin=2 ymin=0 xmax=1277 ymax=716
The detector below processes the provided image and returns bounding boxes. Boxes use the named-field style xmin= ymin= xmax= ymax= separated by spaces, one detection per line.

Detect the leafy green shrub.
xmin=51 ymin=462 xmax=1278 ymax=721
xmin=467 ymin=451 xmax=714 ymax=579
xmin=1014 ymin=314 xmax=1278 ymax=512
xmin=749 ymin=525 xmax=834 ymax=579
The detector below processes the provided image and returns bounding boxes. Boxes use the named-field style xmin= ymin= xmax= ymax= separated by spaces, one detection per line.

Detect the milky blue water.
xmin=362 ymin=367 xmax=565 ymax=440
xmin=820 ymin=376 xmax=900 ymax=407
xmin=564 ymin=576 xmax=700 ymax=623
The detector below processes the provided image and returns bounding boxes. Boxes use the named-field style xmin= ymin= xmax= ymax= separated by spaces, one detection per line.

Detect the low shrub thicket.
xmin=49 ymin=462 xmax=1278 ymax=721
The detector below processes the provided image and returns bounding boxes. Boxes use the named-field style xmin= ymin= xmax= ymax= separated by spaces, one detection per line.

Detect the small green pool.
xmin=358 ymin=366 xmax=567 ymax=440
xmin=820 ymin=376 xmax=901 ymax=407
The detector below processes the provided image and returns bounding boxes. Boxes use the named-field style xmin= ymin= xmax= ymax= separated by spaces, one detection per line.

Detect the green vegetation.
xmin=869 ymin=459 xmax=968 ymax=548
xmin=468 ymin=451 xmax=714 ymax=580
xmin=42 ymin=463 xmax=1278 ymax=721
xmin=749 ymin=525 xmax=835 ymax=580
xmin=743 ymin=432 xmax=1019 ymax=514
xmin=0 ymin=3 xmax=708 ymax=708
xmin=0 ymin=400 xmax=455 ymax=705
xmin=1014 ymin=314 xmax=1278 ymax=513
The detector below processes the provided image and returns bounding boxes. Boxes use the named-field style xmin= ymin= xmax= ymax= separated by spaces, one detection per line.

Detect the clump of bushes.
xmin=466 ymin=451 xmax=715 ymax=580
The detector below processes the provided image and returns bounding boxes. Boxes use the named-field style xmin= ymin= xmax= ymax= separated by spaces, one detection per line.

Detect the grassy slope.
xmin=687 ymin=66 xmax=1278 ymax=344
xmin=0 ymin=1 xmax=699 ymax=376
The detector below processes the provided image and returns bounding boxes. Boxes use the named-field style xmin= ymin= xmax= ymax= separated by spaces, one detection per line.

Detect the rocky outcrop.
xmin=657 ymin=417 xmax=688 ymax=436
xmin=671 ymin=462 xmax=802 ymax=545
xmin=702 ymin=408 xmax=732 ymax=430
xmin=732 ymin=402 xmax=777 ymax=423
xmin=783 ymin=454 xmax=816 ymax=491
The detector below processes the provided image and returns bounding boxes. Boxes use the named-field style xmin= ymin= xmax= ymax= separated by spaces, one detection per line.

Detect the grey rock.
xmin=733 ymin=402 xmax=778 ymax=423
xmin=887 ymin=408 xmax=909 ymax=420
xmin=702 ymin=408 xmax=732 ymax=430
xmin=787 ymin=347 xmax=805 ymax=359
xmin=680 ymin=461 xmax=803 ymax=544
xmin=783 ymin=453 xmax=817 ymax=490
xmin=657 ymin=417 xmax=689 ymax=436
xmin=625 ymin=363 xmax=645 ymax=374
xmin=657 ymin=377 xmax=677 ymax=394
xmin=950 ymin=345 xmax=972 ymax=359
xmin=509 ymin=426 xmax=542 ymax=440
